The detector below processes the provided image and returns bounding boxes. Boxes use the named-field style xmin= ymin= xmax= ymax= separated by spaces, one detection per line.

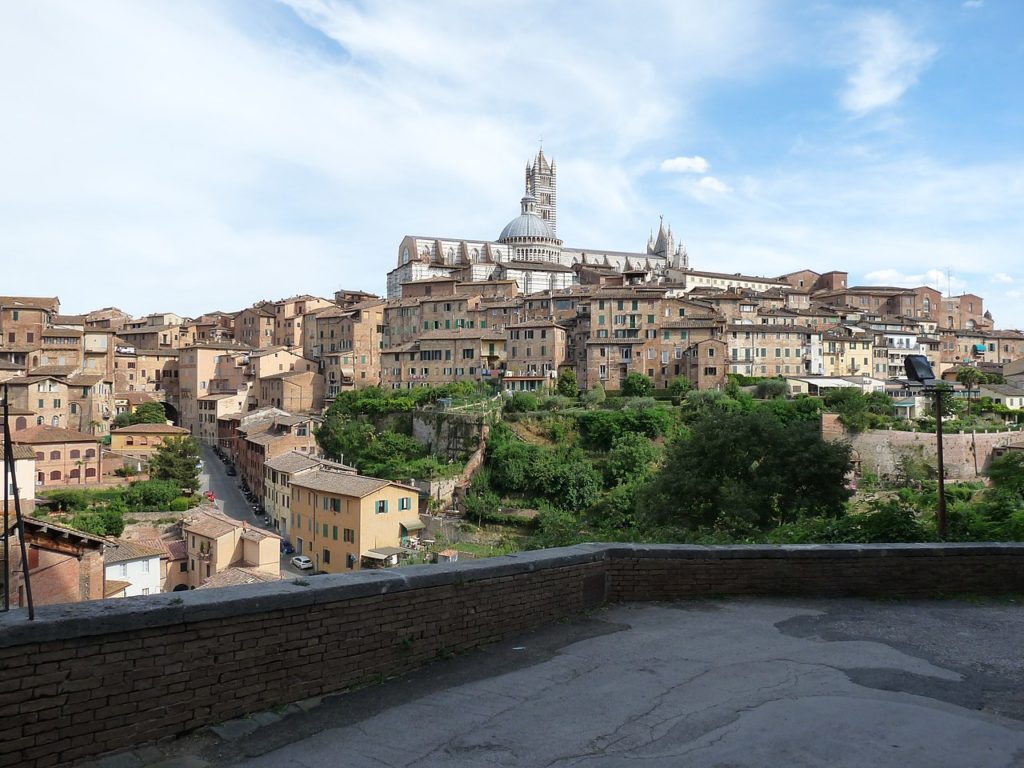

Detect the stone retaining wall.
xmin=2 ymin=543 xmax=1024 ymax=767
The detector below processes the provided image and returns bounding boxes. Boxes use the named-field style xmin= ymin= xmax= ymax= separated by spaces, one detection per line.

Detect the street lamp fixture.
xmin=904 ymin=355 xmax=947 ymax=538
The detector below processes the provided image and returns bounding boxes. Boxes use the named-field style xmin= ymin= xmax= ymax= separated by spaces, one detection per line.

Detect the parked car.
xmin=225 ymin=464 xmax=237 ymax=476
xmin=291 ymin=555 xmax=313 ymax=570
xmin=262 ymin=515 xmax=271 ymax=526
xmin=281 ymin=541 xmax=295 ymax=555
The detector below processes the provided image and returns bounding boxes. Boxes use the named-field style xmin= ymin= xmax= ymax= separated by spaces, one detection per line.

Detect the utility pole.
xmin=3 ymin=384 xmax=35 ymax=618
xmin=935 ymin=387 xmax=947 ymax=539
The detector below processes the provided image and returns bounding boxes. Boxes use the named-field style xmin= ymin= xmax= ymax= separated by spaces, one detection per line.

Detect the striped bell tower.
xmin=525 ymin=148 xmax=557 ymax=237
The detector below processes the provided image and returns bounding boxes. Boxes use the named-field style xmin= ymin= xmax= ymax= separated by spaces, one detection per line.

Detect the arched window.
xmin=15 ymin=417 xmax=26 ymax=430
xmin=36 ymin=416 xmax=44 ymax=425
xmin=85 ymin=468 xmax=96 ymax=478
xmin=85 ymin=449 xmax=95 ymax=458
xmin=49 ymin=450 xmax=60 ymax=460
xmin=35 ymin=452 xmax=44 ymax=462
xmin=49 ymin=470 xmax=61 ymax=481
xmin=51 ymin=416 xmax=59 ymax=427
xmin=70 ymin=403 xmax=78 ymax=415
xmin=70 ymin=449 xmax=81 ymax=459
xmin=69 ymin=468 xmax=80 ymax=479
xmin=125 ymin=437 xmax=134 ymax=446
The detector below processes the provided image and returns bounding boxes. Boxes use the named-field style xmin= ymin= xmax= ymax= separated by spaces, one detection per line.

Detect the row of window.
xmin=37 ymin=468 xmax=97 ymax=482
xmin=34 ymin=448 xmax=97 ymax=460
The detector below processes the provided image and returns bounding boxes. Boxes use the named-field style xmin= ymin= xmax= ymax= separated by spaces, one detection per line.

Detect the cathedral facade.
xmin=386 ymin=148 xmax=688 ymax=298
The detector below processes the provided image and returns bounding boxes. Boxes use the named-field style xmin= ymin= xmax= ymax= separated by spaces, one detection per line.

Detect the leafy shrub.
xmin=43 ymin=490 xmax=93 ymax=512
xmin=622 ymin=373 xmax=654 ymax=397
xmin=556 ymin=368 xmax=579 ymax=398
xmin=541 ymin=395 xmax=573 ymax=411
xmin=668 ymin=377 xmax=692 ymax=397
xmin=505 ymin=392 xmax=540 ymax=413
xmin=754 ymin=379 xmax=787 ymax=399
xmin=169 ymin=497 xmax=193 ymax=512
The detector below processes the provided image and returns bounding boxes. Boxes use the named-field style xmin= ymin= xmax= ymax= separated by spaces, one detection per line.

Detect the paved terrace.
xmin=3 ymin=543 xmax=1024 ymax=767
xmin=101 ymin=597 xmax=1024 ymax=768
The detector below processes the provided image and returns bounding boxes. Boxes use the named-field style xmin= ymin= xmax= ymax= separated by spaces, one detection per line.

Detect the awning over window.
xmin=401 ymin=519 xmax=426 ymax=531
xmin=974 ymin=344 xmax=987 ymax=352
xmin=366 ymin=546 xmax=408 ymax=558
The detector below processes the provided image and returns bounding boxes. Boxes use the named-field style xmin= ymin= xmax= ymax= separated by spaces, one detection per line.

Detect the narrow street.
xmin=198 ymin=445 xmax=305 ymax=576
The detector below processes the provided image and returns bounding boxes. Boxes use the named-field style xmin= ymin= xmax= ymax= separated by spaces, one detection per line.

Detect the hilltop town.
xmin=2 ymin=149 xmax=1023 ymax=606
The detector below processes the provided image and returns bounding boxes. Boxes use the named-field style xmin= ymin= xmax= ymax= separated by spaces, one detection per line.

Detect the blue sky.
xmin=1 ymin=0 xmax=1022 ymax=328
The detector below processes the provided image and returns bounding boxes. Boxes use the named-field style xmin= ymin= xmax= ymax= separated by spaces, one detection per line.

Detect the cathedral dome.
xmin=498 ymin=193 xmax=555 ymax=242
xmin=498 ymin=212 xmax=554 ymax=241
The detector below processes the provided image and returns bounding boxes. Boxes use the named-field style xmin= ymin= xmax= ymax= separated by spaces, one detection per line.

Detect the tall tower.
xmin=525 ymin=148 xmax=557 ymax=238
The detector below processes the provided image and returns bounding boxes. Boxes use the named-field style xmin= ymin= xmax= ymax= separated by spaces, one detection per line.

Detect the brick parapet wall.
xmin=2 ymin=543 xmax=1024 ymax=767
xmin=604 ymin=543 xmax=1024 ymax=601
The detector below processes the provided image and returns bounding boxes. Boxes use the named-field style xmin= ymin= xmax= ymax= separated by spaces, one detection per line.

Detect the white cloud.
xmin=962 ymin=0 xmax=984 ymax=8
xmin=696 ymin=176 xmax=732 ymax=194
xmin=0 ymin=0 xmax=780 ymax=315
xmin=992 ymin=272 xmax=1014 ymax=284
xmin=840 ymin=12 xmax=937 ymax=115
xmin=660 ymin=155 xmax=710 ymax=174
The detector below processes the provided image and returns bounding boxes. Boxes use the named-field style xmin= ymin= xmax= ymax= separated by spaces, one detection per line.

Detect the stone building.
xmin=381 ymin=329 xmax=507 ymax=389
xmin=2 ymin=517 xmax=106 ymax=607
xmin=14 ymin=425 xmax=102 ymax=487
xmin=304 ymin=300 xmax=386 ymax=397
xmin=724 ymin=324 xmax=824 ymax=378
xmin=504 ymin=320 xmax=569 ymax=391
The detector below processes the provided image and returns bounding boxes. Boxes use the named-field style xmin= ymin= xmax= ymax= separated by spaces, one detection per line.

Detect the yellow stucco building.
xmin=288 ymin=469 xmax=422 ymax=572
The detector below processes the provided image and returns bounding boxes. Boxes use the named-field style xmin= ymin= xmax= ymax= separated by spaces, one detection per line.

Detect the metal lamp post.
xmin=904 ymin=355 xmax=947 ymax=538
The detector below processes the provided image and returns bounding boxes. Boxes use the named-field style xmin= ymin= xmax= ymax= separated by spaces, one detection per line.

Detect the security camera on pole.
xmin=904 ymin=355 xmax=948 ymax=539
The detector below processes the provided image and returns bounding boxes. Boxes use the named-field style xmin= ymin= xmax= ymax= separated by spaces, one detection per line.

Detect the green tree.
xmin=113 ymin=401 xmax=169 ymax=429
xmin=532 ymin=448 xmax=602 ymax=511
xmin=147 ymin=436 xmax=201 ymax=494
xmin=639 ymin=411 xmax=852 ymax=533
xmin=754 ymin=379 xmax=787 ymax=399
xmin=605 ymin=432 xmax=660 ymax=487
xmin=668 ymin=376 xmax=692 ymax=398
xmin=582 ymin=382 xmax=606 ymax=408
xmin=622 ymin=372 xmax=654 ymax=397
xmin=824 ymin=387 xmax=871 ymax=431
xmin=956 ymin=366 xmax=981 ymax=416
xmin=556 ymin=368 xmax=579 ymax=398
xmin=987 ymin=452 xmax=1024 ymax=497
xmin=130 ymin=401 xmax=169 ymax=425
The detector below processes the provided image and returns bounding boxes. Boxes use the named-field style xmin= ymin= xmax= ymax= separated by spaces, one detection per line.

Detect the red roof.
xmin=13 ymin=425 xmax=99 ymax=444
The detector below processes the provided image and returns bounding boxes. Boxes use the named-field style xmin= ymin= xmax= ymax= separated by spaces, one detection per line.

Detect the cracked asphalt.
xmin=195 ymin=599 xmax=1024 ymax=768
